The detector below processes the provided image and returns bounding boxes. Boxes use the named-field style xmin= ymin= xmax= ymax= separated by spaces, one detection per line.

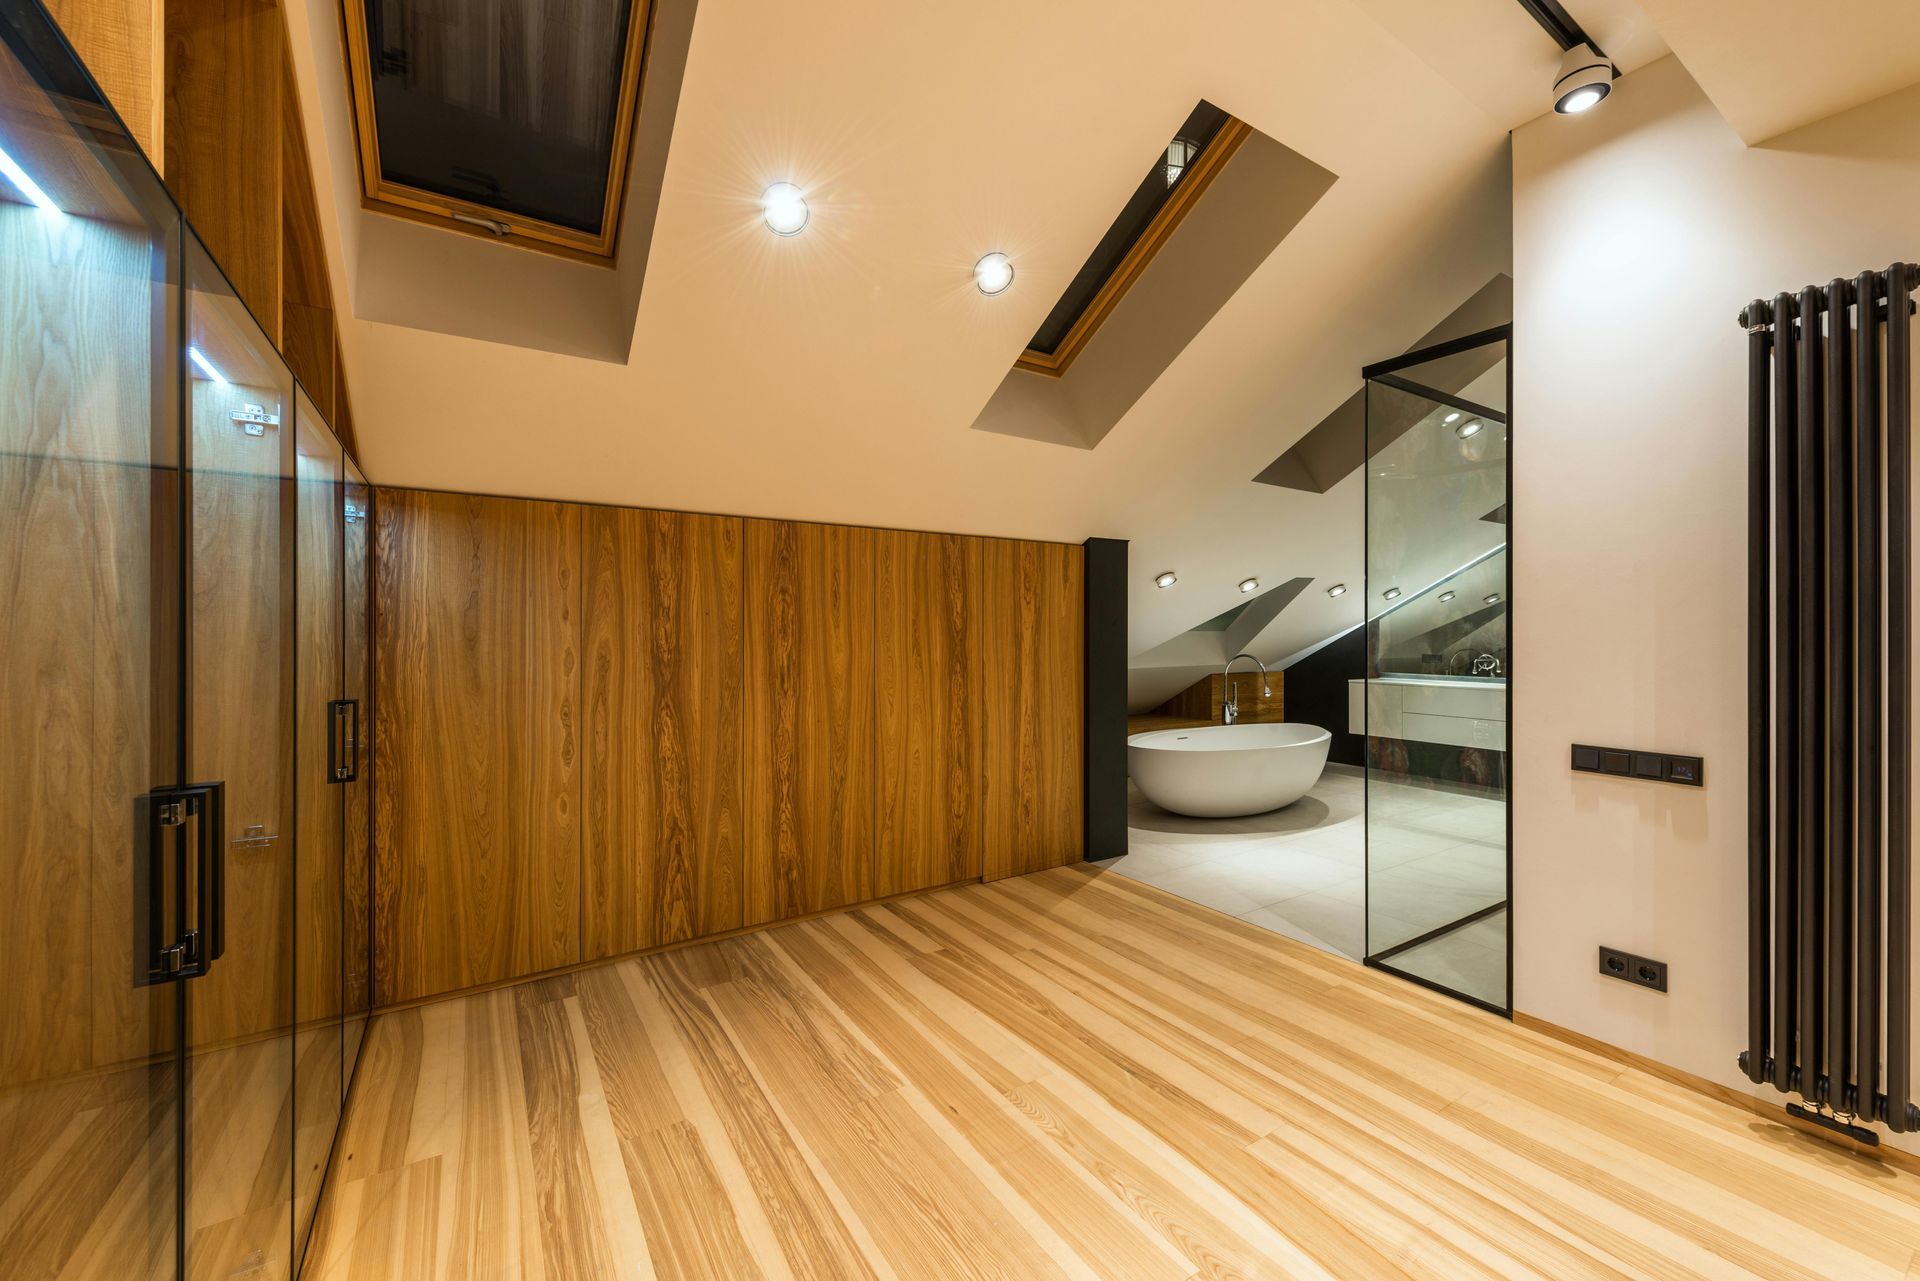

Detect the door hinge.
xmin=230 ymin=403 xmax=280 ymax=437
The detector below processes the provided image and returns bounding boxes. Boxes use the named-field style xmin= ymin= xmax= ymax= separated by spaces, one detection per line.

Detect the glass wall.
xmin=0 ymin=5 xmax=371 ymax=1274
xmin=1363 ymin=330 xmax=1511 ymax=1012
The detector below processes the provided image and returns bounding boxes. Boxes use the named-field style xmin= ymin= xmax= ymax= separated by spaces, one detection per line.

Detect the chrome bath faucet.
xmin=1221 ymin=652 xmax=1272 ymax=725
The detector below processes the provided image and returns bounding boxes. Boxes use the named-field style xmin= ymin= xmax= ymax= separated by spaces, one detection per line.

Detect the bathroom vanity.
xmin=1348 ymin=675 xmax=1507 ymax=750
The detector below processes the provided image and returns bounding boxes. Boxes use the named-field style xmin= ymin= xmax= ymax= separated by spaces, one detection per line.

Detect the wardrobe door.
xmin=342 ymin=462 xmax=372 ymax=1087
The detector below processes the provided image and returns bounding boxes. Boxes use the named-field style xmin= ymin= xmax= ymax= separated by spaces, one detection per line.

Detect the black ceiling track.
xmin=1513 ymin=0 xmax=1603 ymax=55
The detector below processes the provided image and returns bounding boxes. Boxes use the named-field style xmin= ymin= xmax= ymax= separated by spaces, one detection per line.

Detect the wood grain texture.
xmin=583 ymin=507 xmax=745 ymax=958
xmin=164 ymin=0 xmax=282 ymax=345
xmin=343 ymin=466 xmax=372 ymax=1067
xmin=45 ymin=0 xmax=163 ymax=161
xmin=305 ymin=866 xmax=1920 ymax=1280
xmin=874 ymin=529 xmax=979 ymax=897
xmin=373 ymin=489 xmax=582 ymax=1005
xmin=975 ymin=539 xmax=1083 ymax=880
xmin=743 ymin=519 xmax=876 ymax=923
xmin=1159 ymin=670 xmax=1285 ymax=725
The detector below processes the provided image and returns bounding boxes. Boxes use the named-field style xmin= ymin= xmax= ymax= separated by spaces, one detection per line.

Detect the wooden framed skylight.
xmin=1018 ymin=101 xmax=1250 ymax=376
xmin=340 ymin=0 xmax=653 ymax=263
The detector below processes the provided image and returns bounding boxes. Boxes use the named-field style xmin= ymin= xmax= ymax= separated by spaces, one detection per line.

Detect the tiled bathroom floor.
xmin=1098 ymin=764 xmax=1507 ymax=1005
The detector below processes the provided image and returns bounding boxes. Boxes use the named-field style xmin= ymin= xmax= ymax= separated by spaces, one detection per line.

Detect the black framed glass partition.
xmin=1361 ymin=327 xmax=1512 ymax=1013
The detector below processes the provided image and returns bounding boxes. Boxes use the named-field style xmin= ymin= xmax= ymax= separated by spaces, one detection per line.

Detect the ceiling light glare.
xmin=1326 ymin=583 xmax=1347 ymax=598
xmin=1238 ymin=578 xmax=1259 ymax=594
xmin=1438 ymin=590 xmax=1457 ymax=603
xmin=1383 ymin=587 xmax=1402 ymax=601
xmin=974 ymin=252 xmax=1014 ymax=295
xmin=761 ymin=182 xmax=809 ymax=236
xmin=1154 ymin=570 xmax=1178 ymax=588
xmin=1552 ymin=43 xmax=1614 ymax=115
xmin=0 ymin=141 xmax=59 ymax=214
xmin=187 ymin=345 xmax=228 ymax=385
xmin=1455 ymin=418 xmax=1483 ymax=440
xmin=1443 ymin=412 xmax=1461 ymax=424
xmin=1484 ymin=592 xmax=1502 ymax=605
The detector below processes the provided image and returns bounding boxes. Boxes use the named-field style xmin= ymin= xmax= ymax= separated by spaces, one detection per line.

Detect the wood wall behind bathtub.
xmin=372 ymin=489 xmax=1084 ymax=1006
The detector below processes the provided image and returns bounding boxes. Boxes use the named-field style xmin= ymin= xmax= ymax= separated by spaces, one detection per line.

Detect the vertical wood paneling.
xmin=583 ymin=507 xmax=744 ymax=960
xmin=977 ymin=539 xmax=1084 ymax=880
xmin=744 ymin=520 xmax=876 ymax=923
xmin=874 ymin=530 xmax=979 ymax=897
xmin=373 ymin=489 xmax=581 ymax=1005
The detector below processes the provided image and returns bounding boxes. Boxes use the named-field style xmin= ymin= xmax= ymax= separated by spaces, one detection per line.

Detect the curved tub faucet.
xmin=1222 ymin=653 xmax=1272 ymax=725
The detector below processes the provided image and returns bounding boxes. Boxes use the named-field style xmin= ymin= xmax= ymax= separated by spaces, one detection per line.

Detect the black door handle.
xmin=328 ymin=699 xmax=359 ymax=783
xmin=136 ymin=780 xmax=224 ymax=983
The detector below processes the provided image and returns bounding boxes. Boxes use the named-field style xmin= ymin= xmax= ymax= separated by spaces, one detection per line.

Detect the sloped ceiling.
xmin=280 ymin=0 xmax=1676 ymax=674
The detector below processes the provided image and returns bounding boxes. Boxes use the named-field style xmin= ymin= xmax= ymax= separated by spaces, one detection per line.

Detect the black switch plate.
xmin=1599 ymin=946 xmax=1667 ymax=992
xmin=1571 ymin=744 xmax=1704 ymax=787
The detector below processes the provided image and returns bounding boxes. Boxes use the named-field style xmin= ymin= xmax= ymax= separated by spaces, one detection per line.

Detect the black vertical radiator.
xmin=1742 ymin=263 xmax=1918 ymax=1140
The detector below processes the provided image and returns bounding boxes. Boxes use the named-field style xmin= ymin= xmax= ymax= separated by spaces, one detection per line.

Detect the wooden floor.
xmin=304 ymin=866 xmax=1920 ymax=1280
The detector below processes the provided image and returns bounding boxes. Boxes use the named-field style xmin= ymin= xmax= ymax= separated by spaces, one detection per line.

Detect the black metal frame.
xmin=1360 ymin=324 xmax=1514 ymax=1019
xmin=1081 ymin=538 xmax=1128 ymax=861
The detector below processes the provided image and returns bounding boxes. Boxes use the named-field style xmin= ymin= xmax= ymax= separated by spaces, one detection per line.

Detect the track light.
xmin=1154 ymin=570 xmax=1177 ymax=588
xmin=1553 ymin=42 xmax=1614 ymax=115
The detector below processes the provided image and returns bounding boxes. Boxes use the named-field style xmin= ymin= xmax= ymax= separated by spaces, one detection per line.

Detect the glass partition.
xmin=1363 ymin=330 xmax=1511 ymax=1012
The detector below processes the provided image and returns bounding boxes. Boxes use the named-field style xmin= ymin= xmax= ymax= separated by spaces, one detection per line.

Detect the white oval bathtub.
xmin=1127 ymin=722 xmax=1332 ymax=818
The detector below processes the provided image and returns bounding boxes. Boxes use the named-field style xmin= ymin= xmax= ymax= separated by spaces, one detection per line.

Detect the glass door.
xmin=292 ymin=390 xmax=343 ymax=1264
xmin=342 ymin=460 xmax=372 ymax=1092
xmin=183 ymin=232 xmax=297 ymax=1280
xmin=1362 ymin=329 xmax=1512 ymax=1013
xmin=0 ymin=22 xmax=187 ymax=1275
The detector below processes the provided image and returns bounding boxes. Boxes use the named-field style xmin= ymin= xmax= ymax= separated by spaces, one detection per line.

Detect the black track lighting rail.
xmin=1513 ymin=0 xmax=1604 ymax=56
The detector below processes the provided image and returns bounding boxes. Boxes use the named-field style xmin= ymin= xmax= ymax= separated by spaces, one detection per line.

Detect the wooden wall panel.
xmin=743 ymin=520 xmax=876 ymax=923
xmin=373 ymin=490 xmax=581 ymax=1005
xmin=976 ymin=539 xmax=1084 ymax=880
xmin=45 ymin=0 xmax=163 ymax=161
xmin=583 ymin=507 xmax=744 ymax=960
xmin=874 ymin=530 xmax=978 ymax=897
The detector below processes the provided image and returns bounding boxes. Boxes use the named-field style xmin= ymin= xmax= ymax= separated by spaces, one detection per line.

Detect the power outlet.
xmin=1599 ymin=946 xmax=1667 ymax=993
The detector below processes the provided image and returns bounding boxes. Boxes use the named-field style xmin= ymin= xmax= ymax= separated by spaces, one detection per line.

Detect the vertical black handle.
xmin=135 ymin=781 xmax=224 ymax=982
xmin=328 ymin=699 xmax=359 ymax=783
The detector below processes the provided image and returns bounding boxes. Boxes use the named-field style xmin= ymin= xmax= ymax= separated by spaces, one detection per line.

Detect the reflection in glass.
xmin=1363 ymin=334 xmax=1511 ymax=1012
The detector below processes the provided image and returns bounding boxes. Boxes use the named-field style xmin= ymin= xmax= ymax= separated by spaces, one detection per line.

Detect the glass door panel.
xmin=342 ymin=460 xmax=372 ymax=1089
xmin=1363 ymin=333 xmax=1512 ymax=1012
xmin=292 ymin=391 xmax=343 ymax=1263
xmin=0 ymin=23 xmax=187 ymax=1275
xmin=184 ymin=233 xmax=295 ymax=1281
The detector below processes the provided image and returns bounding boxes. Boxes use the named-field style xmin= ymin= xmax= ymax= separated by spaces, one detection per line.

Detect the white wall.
xmin=1513 ymin=54 xmax=1920 ymax=1150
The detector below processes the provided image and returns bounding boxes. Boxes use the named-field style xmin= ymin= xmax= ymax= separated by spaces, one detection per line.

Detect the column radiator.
xmin=1742 ymin=264 xmax=1917 ymax=1137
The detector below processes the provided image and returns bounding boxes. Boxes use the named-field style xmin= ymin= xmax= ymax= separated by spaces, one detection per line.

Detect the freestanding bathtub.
xmin=1127 ymin=722 xmax=1332 ymax=818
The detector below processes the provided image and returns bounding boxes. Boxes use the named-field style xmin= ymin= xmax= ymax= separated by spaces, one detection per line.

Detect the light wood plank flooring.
xmin=305 ymin=866 xmax=1920 ymax=1279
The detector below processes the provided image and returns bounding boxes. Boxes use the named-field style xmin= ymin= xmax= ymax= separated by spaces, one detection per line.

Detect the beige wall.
xmin=1513 ymin=54 xmax=1920 ymax=1150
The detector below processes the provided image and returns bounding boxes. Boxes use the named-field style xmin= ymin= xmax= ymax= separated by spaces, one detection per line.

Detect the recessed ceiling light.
xmin=974 ymin=252 xmax=1014 ymax=295
xmin=1383 ymin=587 xmax=1402 ymax=601
xmin=1326 ymin=583 xmax=1347 ymax=598
xmin=1552 ymin=43 xmax=1614 ymax=115
xmin=1455 ymin=419 xmax=1483 ymax=440
xmin=1484 ymin=592 xmax=1502 ymax=605
xmin=1443 ymin=412 xmax=1461 ymax=424
xmin=187 ymin=345 xmax=228 ymax=385
xmin=1154 ymin=570 xmax=1178 ymax=588
xmin=0 ymin=142 xmax=58 ymax=214
xmin=1438 ymin=590 xmax=1457 ymax=603
xmin=1238 ymin=578 xmax=1259 ymax=594
xmin=761 ymin=182 xmax=808 ymax=236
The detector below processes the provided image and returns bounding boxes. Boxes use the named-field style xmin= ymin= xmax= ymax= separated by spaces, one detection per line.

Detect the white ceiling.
xmin=272 ymin=1 xmax=1916 ymax=686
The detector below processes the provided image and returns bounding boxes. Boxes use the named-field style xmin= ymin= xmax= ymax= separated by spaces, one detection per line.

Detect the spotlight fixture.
xmin=1484 ymin=592 xmax=1502 ymax=605
xmin=1438 ymin=590 xmax=1457 ymax=603
xmin=1455 ymin=418 xmax=1483 ymax=440
xmin=186 ymin=346 xmax=228 ymax=385
xmin=1238 ymin=578 xmax=1259 ymax=594
xmin=1383 ymin=587 xmax=1402 ymax=601
xmin=1552 ymin=42 xmax=1614 ymax=115
xmin=761 ymin=182 xmax=809 ymax=236
xmin=1326 ymin=583 xmax=1347 ymax=598
xmin=0 ymin=142 xmax=58 ymax=214
xmin=1443 ymin=412 xmax=1461 ymax=424
xmin=1154 ymin=570 xmax=1178 ymax=588
xmin=974 ymin=252 xmax=1014 ymax=295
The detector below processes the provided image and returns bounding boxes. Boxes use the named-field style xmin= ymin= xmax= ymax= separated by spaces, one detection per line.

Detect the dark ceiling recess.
xmin=344 ymin=0 xmax=654 ymax=261
xmin=1512 ymin=0 xmax=1603 ymax=54
xmin=1018 ymin=99 xmax=1250 ymax=377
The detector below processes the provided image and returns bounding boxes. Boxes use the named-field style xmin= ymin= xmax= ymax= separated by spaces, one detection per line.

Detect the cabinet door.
xmin=342 ymin=460 xmax=372 ymax=1088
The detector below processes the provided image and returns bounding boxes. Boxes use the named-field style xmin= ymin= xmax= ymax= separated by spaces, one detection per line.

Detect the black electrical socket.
xmin=1598 ymin=946 xmax=1667 ymax=993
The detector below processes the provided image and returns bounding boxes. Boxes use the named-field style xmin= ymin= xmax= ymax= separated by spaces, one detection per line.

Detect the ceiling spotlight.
xmin=1443 ymin=412 xmax=1461 ymax=424
xmin=1154 ymin=570 xmax=1178 ymax=588
xmin=974 ymin=252 xmax=1014 ymax=295
xmin=1552 ymin=42 xmax=1614 ymax=115
xmin=1383 ymin=587 xmax=1402 ymax=601
xmin=1484 ymin=592 xmax=1502 ymax=605
xmin=761 ymin=182 xmax=809 ymax=236
xmin=1438 ymin=590 xmax=1457 ymax=603
xmin=1455 ymin=419 xmax=1483 ymax=440
xmin=1238 ymin=578 xmax=1259 ymax=594
xmin=1326 ymin=583 xmax=1347 ymax=598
